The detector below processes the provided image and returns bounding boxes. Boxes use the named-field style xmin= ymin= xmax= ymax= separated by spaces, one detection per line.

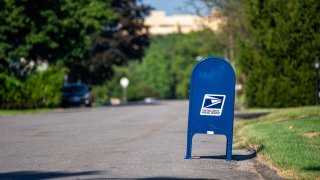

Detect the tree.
xmin=172 ymin=29 xmax=224 ymax=98
xmin=238 ymin=0 xmax=320 ymax=107
xmin=71 ymin=0 xmax=152 ymax=84
xmin=141 ymin=29 xmax=224 ymax=99
xmin=0 ymin=0 xmax=115 ymax=109
xmin=0 ymin=0 xmax=115 ymax=70
xmin=184 ymin=0 xmax=248 ymax=67
xmin=94 ymin=29 xmax=224 ymax=101
xmin=140 ymin=34 xmax=182 ymax=99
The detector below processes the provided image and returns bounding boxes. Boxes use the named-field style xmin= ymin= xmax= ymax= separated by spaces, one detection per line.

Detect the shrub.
xmin=0 ymin=66 xmax=67 ymax=109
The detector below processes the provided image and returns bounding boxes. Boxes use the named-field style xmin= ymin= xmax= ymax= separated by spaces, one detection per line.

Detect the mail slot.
xmin=185 ymin=56 xmax=235 ymax=161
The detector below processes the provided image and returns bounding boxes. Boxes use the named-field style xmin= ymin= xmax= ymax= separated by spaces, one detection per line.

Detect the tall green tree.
xmin=238 ymin=0 xmax=320 ymax=107
xmin=73 ymin=0 xmax=152 ymax=84
xmin=140 ymin=34 xmax=182 ymax=99
xmin=0 ymin=0 xmax=115 ymax=69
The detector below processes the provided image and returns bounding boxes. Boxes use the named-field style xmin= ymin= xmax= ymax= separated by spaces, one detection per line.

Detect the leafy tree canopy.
xmin=0 ymin=0 xmax=115 ymax=69
xmin=69 ymin=0 xmax=152 ymax=84
xmin=93 ymin=29 xmax=224 ymax=101
xmin=141 ymin=29 xmax=224 ymax=99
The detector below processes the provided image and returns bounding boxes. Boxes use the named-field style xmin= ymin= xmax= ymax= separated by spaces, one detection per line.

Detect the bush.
xmin=93 ymin=62 xmax=159 ymax=103
xmin=0 ymin=66 xmax=67 ymax=109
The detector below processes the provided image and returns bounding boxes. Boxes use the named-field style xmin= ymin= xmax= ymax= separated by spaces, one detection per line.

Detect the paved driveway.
xmin=0 ymin=100 xmax=261 ymax=179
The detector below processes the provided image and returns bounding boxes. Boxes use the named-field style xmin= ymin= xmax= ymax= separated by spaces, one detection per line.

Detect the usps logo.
xmin=200 ymin=94 xmax=226 ymax=116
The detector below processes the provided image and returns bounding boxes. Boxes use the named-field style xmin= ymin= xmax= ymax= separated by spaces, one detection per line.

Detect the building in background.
xmin=145 ymin=11 xmax=221 ymax=35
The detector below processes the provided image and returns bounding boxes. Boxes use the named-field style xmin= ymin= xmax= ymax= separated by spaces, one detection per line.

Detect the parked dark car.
xmin=61 ymin=83 xmax=92 ymax=107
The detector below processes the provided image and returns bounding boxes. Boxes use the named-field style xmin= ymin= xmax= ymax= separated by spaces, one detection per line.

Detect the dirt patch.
xmin=274 ymin=117 xmax=288 ymax=122
xmin=303 ymin=132 xmax=320 ymax=138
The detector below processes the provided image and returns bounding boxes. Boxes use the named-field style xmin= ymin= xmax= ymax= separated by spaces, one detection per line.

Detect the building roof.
xmin=144 ymin=11 xmax=221 ymax=35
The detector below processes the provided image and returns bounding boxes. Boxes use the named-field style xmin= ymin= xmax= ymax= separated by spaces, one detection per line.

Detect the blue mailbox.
xmin=185 ymin=56 xmax=235 ymax=161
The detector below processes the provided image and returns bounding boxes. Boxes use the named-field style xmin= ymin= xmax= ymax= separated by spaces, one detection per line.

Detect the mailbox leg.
xmin=226 ymin=136 xmax=233 ymax=161
xmin=185 ymin=133 xmax=193 ymax=159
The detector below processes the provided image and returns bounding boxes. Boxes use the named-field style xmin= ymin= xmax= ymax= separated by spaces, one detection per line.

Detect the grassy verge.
xmin=235 ymin=106 xmax=320 ymax=179
xmin=0 ymin=104 xmax=102 ymax=116
xmin=0 ymin=108 xmax=60 ymax=116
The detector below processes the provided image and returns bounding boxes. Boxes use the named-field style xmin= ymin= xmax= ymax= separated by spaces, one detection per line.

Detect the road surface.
xmin=0 ymin=100 xmax=265 ymax=179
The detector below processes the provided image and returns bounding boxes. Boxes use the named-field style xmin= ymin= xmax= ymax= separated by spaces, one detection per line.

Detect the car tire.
xmin=85 ymin=99 xmax=91 ymax=107
xmin=61 ymin=102 xmax=68 ymax=108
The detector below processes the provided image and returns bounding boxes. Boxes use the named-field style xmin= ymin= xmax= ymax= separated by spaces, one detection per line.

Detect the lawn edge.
xmin=235 ymin=116 xmax=320 ymax=179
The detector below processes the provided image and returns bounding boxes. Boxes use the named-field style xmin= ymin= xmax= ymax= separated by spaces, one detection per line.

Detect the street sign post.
xmin=185 ymin=57 xmax=236 ymax=161
xmin=120 ymin=77 xmax=129 ymax=103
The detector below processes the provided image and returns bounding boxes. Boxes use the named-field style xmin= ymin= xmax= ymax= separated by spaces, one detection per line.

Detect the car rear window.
xmin=62 ymin=85 xmax=87 ymax=93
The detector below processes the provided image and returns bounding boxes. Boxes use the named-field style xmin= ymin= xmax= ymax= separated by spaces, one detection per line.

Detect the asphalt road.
xmin=0 ymin=100 xmax=263 ymax=179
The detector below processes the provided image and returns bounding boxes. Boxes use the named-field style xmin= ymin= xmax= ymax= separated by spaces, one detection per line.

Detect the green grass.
xmin=236 ymin=106 xmax=320 ymax=179
xmin=0 ymin=108 xmax=60 ymax=116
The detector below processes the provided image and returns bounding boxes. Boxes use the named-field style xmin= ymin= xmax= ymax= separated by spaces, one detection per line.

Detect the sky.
xmin=142 ymin=0 xmax=190 ymax=15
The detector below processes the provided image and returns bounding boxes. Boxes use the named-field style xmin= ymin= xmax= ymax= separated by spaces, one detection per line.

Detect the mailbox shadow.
xmin=198 ymin=145 xmax=262 ymax=161
xmin=234 ymin=112 xmax=269 ymax=119
xmin=198 ymin=148 xmax=257 ymax=161
xmin=198 ymin=153 xmax=256 ymax=161
xmin=0 ymin=171 xmax=104 ymax=179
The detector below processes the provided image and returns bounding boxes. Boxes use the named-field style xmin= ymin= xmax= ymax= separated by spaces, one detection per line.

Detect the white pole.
xmin=120 ymin=77 xmax=129 ymax=104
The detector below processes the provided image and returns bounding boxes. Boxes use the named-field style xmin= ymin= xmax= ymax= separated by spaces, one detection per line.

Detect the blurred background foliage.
xmin=238 ymin=0 xmax=320 ymax=107
xmin=93 ymin=29 xmax=224 ymax=101
xmin=0 ymin=0 xmax=151 ymax=109
xmin=186 ymin=0 xmax=319 ymax=107
xmin=0 ymin=0 xmax=115 ymax=66
xmin=0 ymin=66 xmax=67 ymax=109
xmin=0 ymin=0 xmax=319 ymax=109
